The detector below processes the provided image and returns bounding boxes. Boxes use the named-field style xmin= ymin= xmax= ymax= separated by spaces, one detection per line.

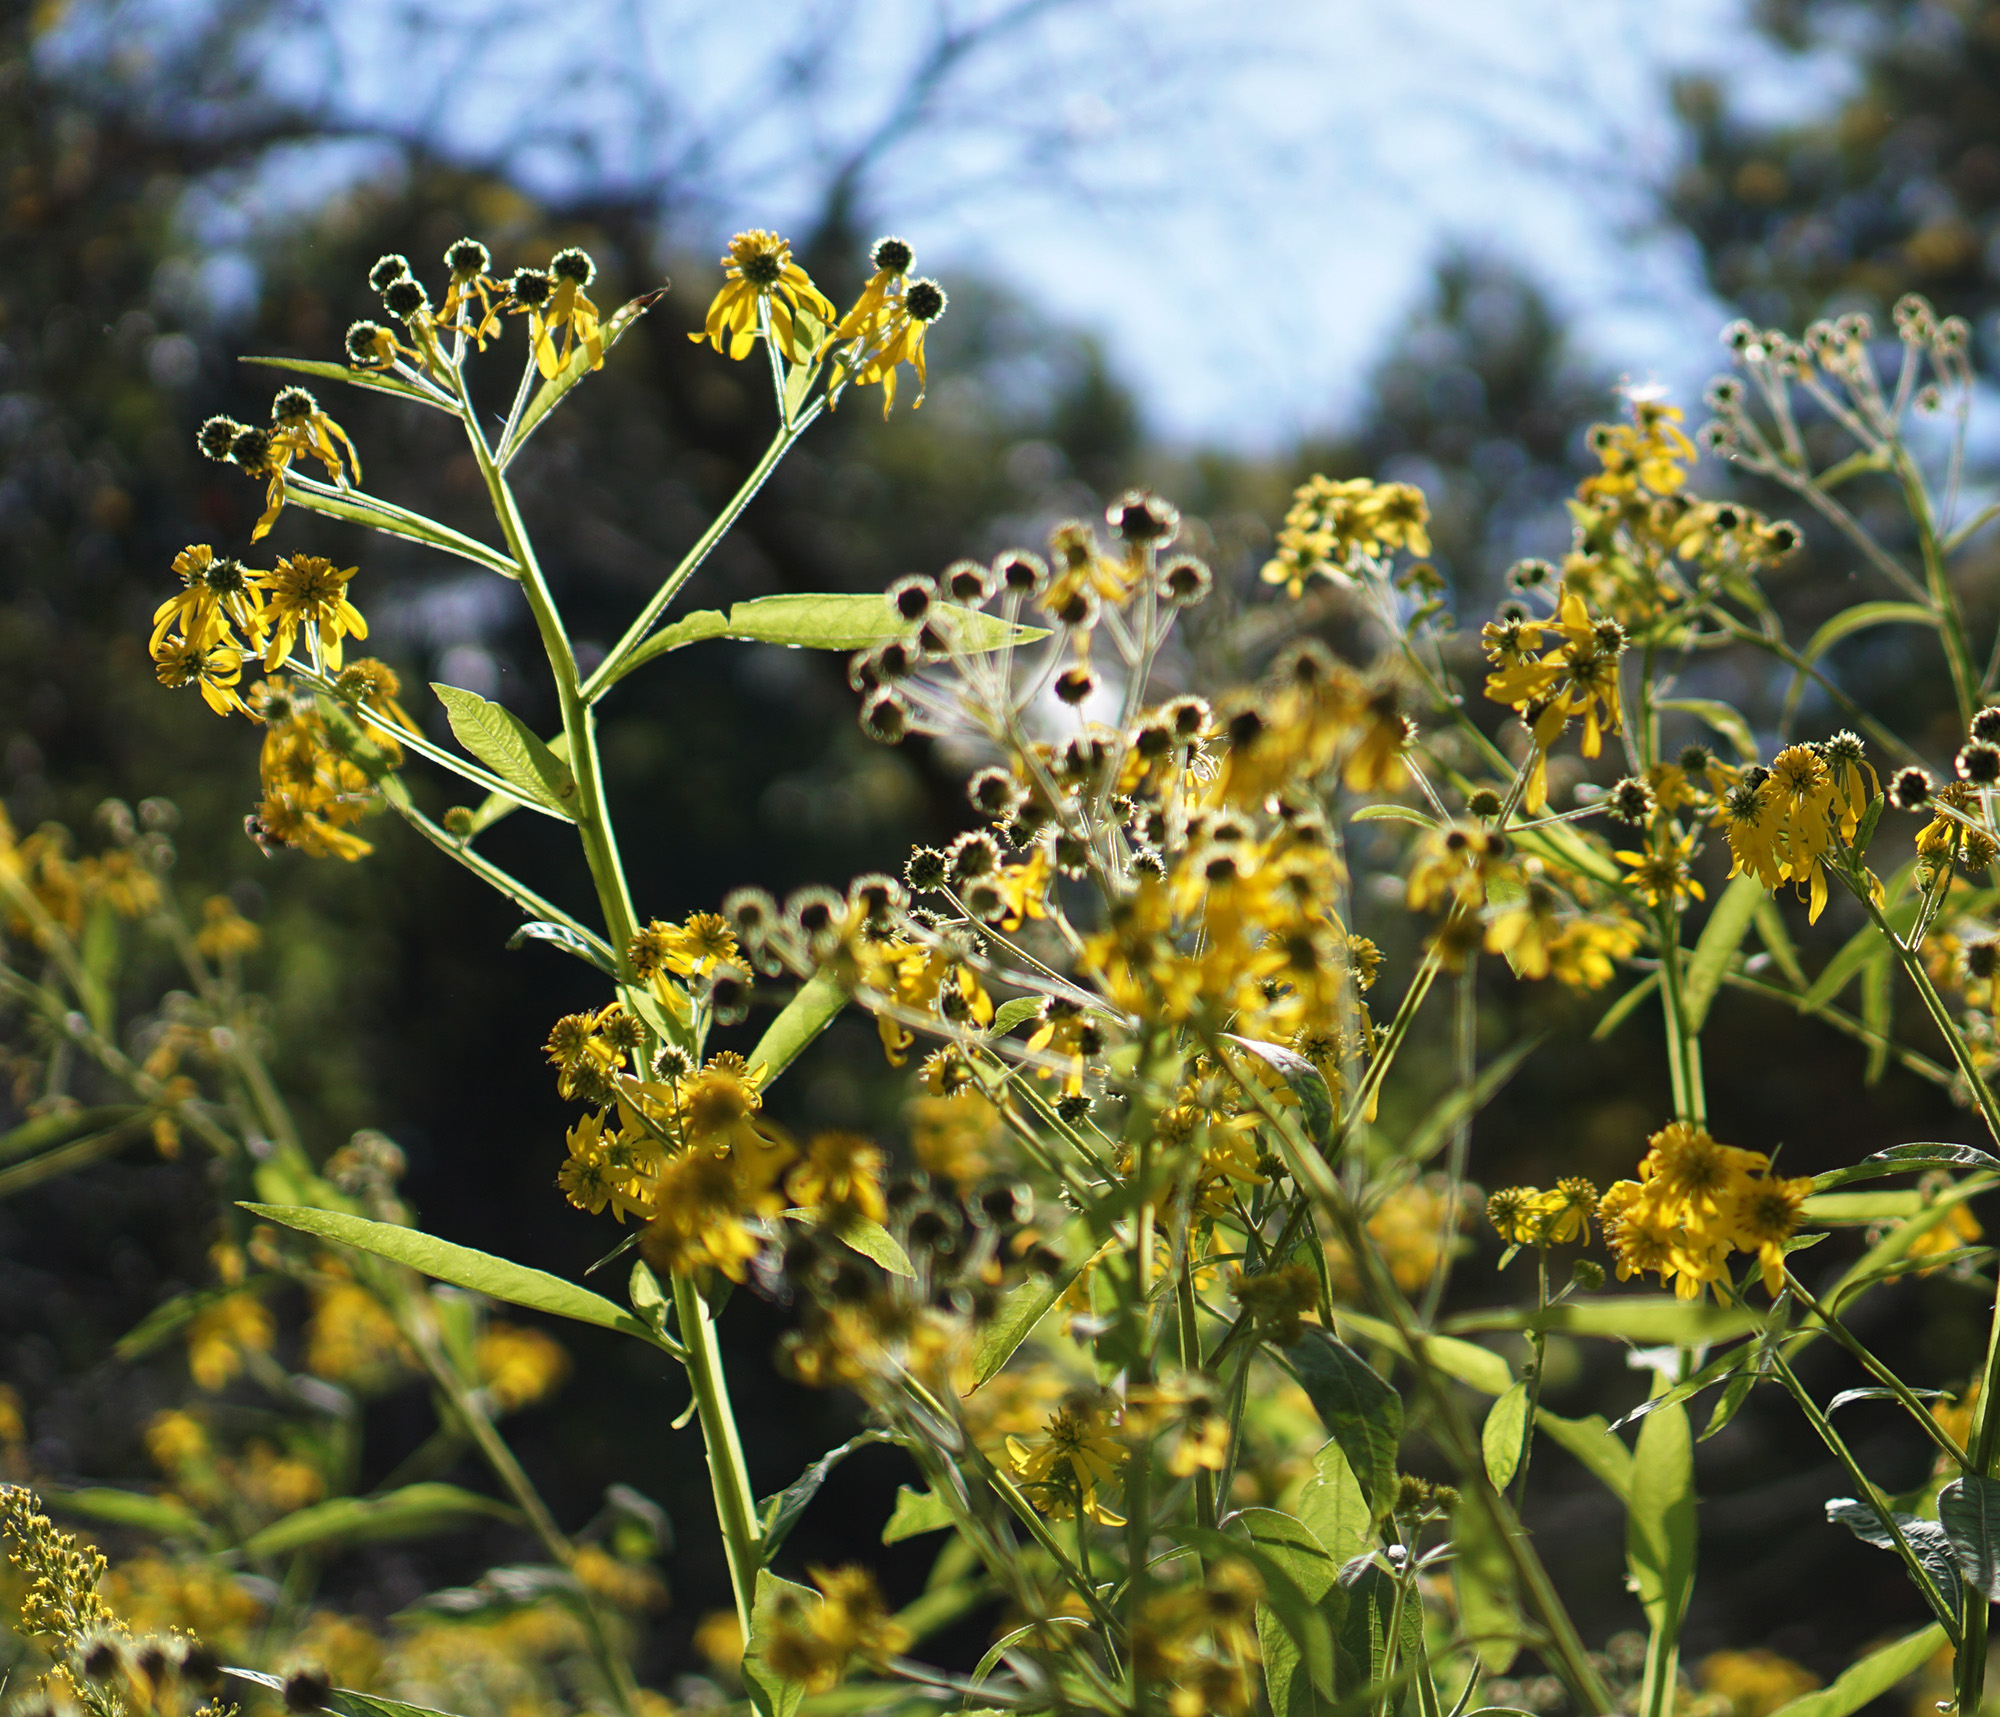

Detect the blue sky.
xmin=62 ymin=0 xmax=1854 ymax=450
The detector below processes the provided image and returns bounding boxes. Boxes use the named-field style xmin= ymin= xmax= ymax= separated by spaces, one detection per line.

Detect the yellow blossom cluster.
xmin=755 ymin=1564 xmax=910 ymax=1692
xmin=1599 ymin=1122 xmax=1814 ymax=1299
xmin=1259 ymin=474 xmax=1432 ymax=597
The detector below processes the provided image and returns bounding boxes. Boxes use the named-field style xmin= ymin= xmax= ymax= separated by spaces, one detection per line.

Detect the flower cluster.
xmin=1598 ymin=1122 xmax=1814 ymax=1299
xmin=1259 ymin=474 xmax=1432 ymax=598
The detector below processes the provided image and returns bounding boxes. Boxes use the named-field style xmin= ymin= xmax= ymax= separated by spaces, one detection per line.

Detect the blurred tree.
xmin=1670 ymin=0 xmax=2000 ymax=333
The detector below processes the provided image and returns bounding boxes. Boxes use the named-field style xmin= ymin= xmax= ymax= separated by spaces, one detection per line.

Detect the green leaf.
xmin=1452 ymin=1497 xmax=1522 ymax=1674
xmin=1862 ymin=946 xmax=1893 ymax=1085
xmin=1296 ymin=1440 xmax=1373 ymax=1565
xmin=1656 ymin=697 xmax=1758 ymax=762
xmin=432 ymin=684 xmax=579 ymax=821
xmin=743 ymin=1569 xmax=817 ymax=1717
xmin=1813 ymin=1140 xmax=2000 ymax=1191
xmin=1349 ymin=804 xmax=1438 ymax=829
xmin=242 ymin=353 xmax=459 ymax=413
xmin=1825 ymin=1499 xmax=1960 ymax=1613
xmin=1403 ymin=1035 xmax=1542 ymax=1162
xmin=282 ymin=482 xmax=519 ymax=579
xmin=1331 ymin=1308 xmax=1513 ymax=1395
xmin=1701 ymin=1368 xmax=1759 ymax=1441
xmin=239 ymin=1483 xmax=514 ymax=1560
xmin=1450 ymin=1295 xmax=1758 ymax=1345
xmin=988 ymin=996 xmax=1045 ymax=1036
xmin=1334 ymin=1563 xmax=1421 ymax=1702
xmin=1192 ymin=1519 xmax=1334 ymax=1696
xmin=1534 ymin=1410 xmax=1632 ymax=1504
xmin=1228 ymin=1035 xmax=1336 ymax=1150
xmin=225 ymin=1670 xmax=467 ymax=1717
xmin=804 ymin=1214 xmax=915 ymax=1279
xmin=1284 ymin=1330 xmax=1403 ymax=1519
xmin=1765 ymin=1625 xmax=1948 ymax=1717
xmin=1625 ymin=1399 xmax=1696 ymax=1648
xmin=1481 ymin=1383 xmax=1530 ymax=1490
xmin=749 ymin=969 xmax=848 ymax=1088
xmin=882 ymin=1485 xmax=954 ymax=1544
xmin=241 ymin=1203 xmax=664 ymax=1345
xmin=628 ymin=1259 xmax=668 ymax=1333
xmin=1940 ymin=1474 xmax=2000 ymax=1600
xmin=1753 ymin=896 xmax=1809 ymax=987
xmin=758 ymin=1431 xmax=891 ymax=1562
xmin=500 ymin=289 xmax=665 ymax=462
xmin=617 ymin=595 xmax=1043 ymax=679
xmin=506 ymin=920 xmax=617 ymax=975
xmin=114 ymin=1278 xmax=278 ymax=1361
xmin=969 ymin=1270 xmax=1071 ymax=1387
xmin=1802 ymin=1190 xmax=1924 ymax=1223
xmin=1591 ymin=972 xmax=1659 ymax=1042
xmin=1682 ymin=872 xmax=1765 ymax=1033
xmin=1239 ymin=1509 xmax=1343 ymax=1715
xmin=43 ymin=1486 xmax=213 ymax=1544
xmin=615 ymin=610 xmax=733 ymax=675
xmin=1782 ymin=602 xmax=1936 ymax=732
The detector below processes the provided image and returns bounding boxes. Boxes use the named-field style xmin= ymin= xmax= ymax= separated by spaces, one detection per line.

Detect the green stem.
xmin=1511 ymin=1255 xmax=1548 ymax=1511
xmin=1897 ymin=448 xmax=1978 ymax=731
xmin=583 ymin=406 xmax=820 ymax=703
xmin=1654 ymin=907 xmax=1704 ymax=1126
xmin=673 ymin=1271 xmax=763 ymax=1635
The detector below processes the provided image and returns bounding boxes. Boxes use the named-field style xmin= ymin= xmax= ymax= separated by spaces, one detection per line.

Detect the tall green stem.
xmin=674 ymin=1272 xmax=763 ymax=1634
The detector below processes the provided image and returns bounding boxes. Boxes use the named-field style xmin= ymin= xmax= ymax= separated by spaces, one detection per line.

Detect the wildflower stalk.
xmin=672 ymin=1270 xmax=763 ymax=1633
xmin=1653 ymin=906 xmax=1705 ymax=1127
xmin=1896 ymin=448 xmax=1978 ymax=730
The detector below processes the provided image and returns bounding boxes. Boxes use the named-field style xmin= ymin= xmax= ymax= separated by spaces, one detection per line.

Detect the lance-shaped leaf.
xmin=432 ymin=684 xmax=580 ymax=821
xmin=239 ymin=1483 xmax=515 ymax=1560
xmin=242 ymin=353 xmax=459 ymax=414
xmin=1482 ymin=1383 xmax=1531 ymax=1490
xmin=500 ymin=289 xmax=668 ymax=463
xmin=750 ymin=969 xmax=848 ymax=1087
xmin=1681 ymin=871 xmax=1765 ymax=1032
xmin=283 ymin=479 xmax=519 ymax=579
xmin=1228 ymin=1034 xmax=1336 ymax=1149
xmin=1825 ymin=1498 xmax=1961 ymax=1615
xmin=242 ymin=1203 xmax=663 ymax=1346
xmin=1284 ymin=1330 xmax=1403 ymax=1518
xmin=881 ymin=1485 xmax=953 ymax=1545
xmin=44 ymin=1486 xmax=214 ymax=1545
xmin=1813 ymin=1140 xmax=2000 ymax=1191
xmin=506 ymin=920 xmax=617 ymax=975
xmin=757 ymin=1431 xmax=892 ymax=1562
xmin=1765 ymin=1624 xmax=1948 ymax=1717
xmin=1191 ymin=1519 xmax=1335 ymax=1697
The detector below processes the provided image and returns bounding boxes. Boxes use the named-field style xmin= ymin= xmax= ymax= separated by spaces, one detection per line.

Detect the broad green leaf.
xmin=758 ymin=1431 xmax=891 ymax=1562
xmin=1592 ymin=971 xmax=1658 ymax=1041
xmin=1681 ymin=872 xmax=1764 ymax=1032
xmin=1814 ymin=1140 xmax=2000 ymax=1191
xmin=1802 ymin=1190 xmax=1924 ymax=1223
xmin=882 ymin=1484 xmax=953 ymax=1544
xmin=1481 ymin=1383 xmax=1530 ymax=1490
xmin=743 ymin=1569 xmax=818 ymax=1717
xmin=1284 ymin=1330 xmax=1403 ymax=1518
xmin=1296 ymin=1440 xmax=1372 ymax=1565
xmin=1236 ymin=1508 xmax=1340 ymax=1713
xmin=1334 ymin=1563 xmax=1421 ymax=1702
xmin=988 ymin=996 xmax=1045 ymax=1036
xmin=1626 ymin=1400 xmax=1696 ymax=1665
xmin=1228 ymin=1035 xmax=1336 ymax=1149
xmin=501 ymin=289 xmax=665 ymax=462
xmin=1535 ymin=1410 xmax=1632 ymax=1504
xmin=616 ymin=610 xmax=733 ymax=675
xmin=242 ymin=1203 xmax=663 ymax=1345
xmin=1194 ymin=1520 xmax=1335 ymax=1696
xmin=432 ymin=684 xmax=579 ymax=821
xmin=239 ymin=1483 xmax=514 ymax=1559
xmin=506 ymin=920 xmax=617 ymax=974
xmin=1765 ymin=1624 xmax=1947 ymax=1717
xmin=1656 ymin=697 xmax=1758 ymax=762
xmin=749 ymin=969 xmax=848 ymax=1087
xmin=1940 ymin=1474 xmax=2000 ymax=1600
xmin=0 ymin=1104 xmax=139 ymax=1163
xmin=1782 ymin=602 xmax=1935 ymax=732
xmin=242 ymin=353 xmax=459 ymax=413
xmin=283 ymin=482 xmax=519 ymax=579
xmin=1452 ymin=1497 xmax=1522 ymax=1674
xmin=1403 ymin=1035 xmax=1542 ymax=1162
xmin=44 ymin=1486 xmax=213 ymax=1544
xmin=1333 ymin=1308 xmax=1513 ymax=1395
xmin=969 ymin=1270 xmax=1071 ymax=1387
